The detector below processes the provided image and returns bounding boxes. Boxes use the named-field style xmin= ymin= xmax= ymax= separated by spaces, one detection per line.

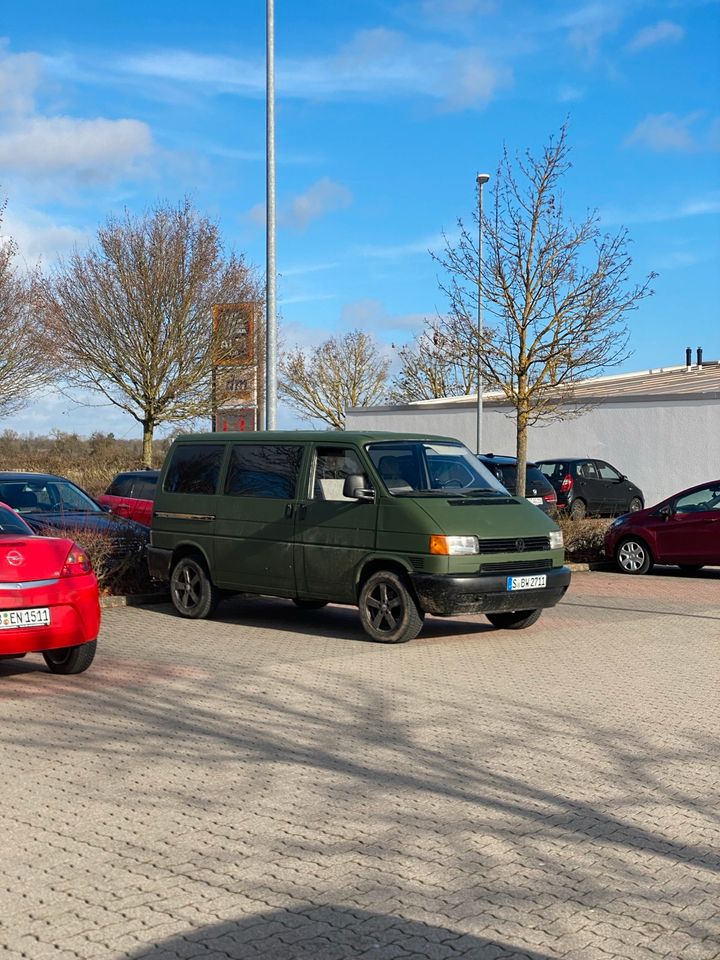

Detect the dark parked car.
xmin=605 ymin=479 xmax=720 ymax=574
xmin=535 ymin=458 xmax=644 ymax=519
xmin=0 ymin=472 xmax=149 ymax=542
xmin=478 ymin=454 xmax=557 ymax=515
xmin=98 ymin=470 xmax=159 ymax=527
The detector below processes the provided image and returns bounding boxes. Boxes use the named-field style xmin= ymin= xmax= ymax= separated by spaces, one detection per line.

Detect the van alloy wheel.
xmin=170 ymin=556 xmax=220 ymax=619
xmin=359 ymin=571 xmax=424 ymax=644
xmin=616 ymin=537 xmax=652 ymax=575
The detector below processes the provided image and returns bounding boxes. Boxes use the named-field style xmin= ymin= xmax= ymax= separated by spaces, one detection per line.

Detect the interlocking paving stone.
xmin=1 ymin=568 xmax=719 ymax=959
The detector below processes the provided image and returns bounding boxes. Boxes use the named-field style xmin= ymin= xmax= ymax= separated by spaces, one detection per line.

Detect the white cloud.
xmin=600 ymin=192 xmax=720 ymax=225
xmin=0 ymin=207 xmax=90 ymax=265
xmin=626 ymin=20 xmax=684 ymax=53
xmin=624 ymin=112 xmax=707 ymax=152
xmin=118 ymin=28 xmax=510 ymax=111
xmin=0 ymin=116 xmax=153 ymax=182
xmin=0 ymin=42 xmax=41 ymax=116
xmin=560 ymin=3 xmax=622 ymax=58
xmin=354 ymin=232 xmax=447 ymax=260
xmin=281 ymin=178 xmax=352 ymax=231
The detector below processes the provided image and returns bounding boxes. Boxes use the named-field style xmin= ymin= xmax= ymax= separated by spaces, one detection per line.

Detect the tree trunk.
xmin=515 ymin=403 xmax=529 ymax=498
xmin=142 ymin=419 xmax=154 ymax=467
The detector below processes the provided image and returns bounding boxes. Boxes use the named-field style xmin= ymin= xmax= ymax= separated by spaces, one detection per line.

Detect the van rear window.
xmin=164 ymin=444 xmax=225 ymax=495
xmin=225 ymin=444 xmax=303 ymax=499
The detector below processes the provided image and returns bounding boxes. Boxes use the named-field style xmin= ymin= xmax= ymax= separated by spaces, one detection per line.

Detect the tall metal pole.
xmin=265 ymin=0 xmax=277 ymax=430
xmin=475 ymin=173 xmax=490 ymax=454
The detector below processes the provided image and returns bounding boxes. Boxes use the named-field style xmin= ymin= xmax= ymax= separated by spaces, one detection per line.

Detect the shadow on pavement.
xmin=125 ymin=905 xmax=556 ymax=959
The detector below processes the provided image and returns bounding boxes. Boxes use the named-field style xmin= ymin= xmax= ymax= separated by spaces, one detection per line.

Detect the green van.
xmin=148 ymin=431 xmax=571 ymax=643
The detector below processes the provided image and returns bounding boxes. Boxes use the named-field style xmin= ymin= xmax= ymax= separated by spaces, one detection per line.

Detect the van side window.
xmin=164 ymin=444 xmax=225 ymax=494
xmin=312 ymin=447 xmax=367 ymax=501
xmin=225 ymin=444 xmax=303 ymax=499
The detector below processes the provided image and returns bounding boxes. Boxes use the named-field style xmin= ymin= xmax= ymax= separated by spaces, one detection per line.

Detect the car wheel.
xmin=485 ymin=609 xmax=542 ymax=629
xmin=616 ymin=537 xmax=652 ymax=575
xmin=569 ymin=498 xmax=587 ymax=520
xmin=43 ymin=640 xmax=97 ymax=675
xmin=170 ymin=555 xmax=220 ymax=619
xmin=359 ymin=570 xmax=424 ymax=643
xmin=628 ymin=497 xmax=643 ymax=512
xmin=292 ymin=599 xmax=328 ymax=610
xmin=678 ymin=565 xmax=703 ymax=573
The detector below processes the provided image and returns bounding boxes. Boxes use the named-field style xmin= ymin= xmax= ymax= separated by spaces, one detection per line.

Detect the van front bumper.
xmin=409 ymin=566 xmax=571 ymax=616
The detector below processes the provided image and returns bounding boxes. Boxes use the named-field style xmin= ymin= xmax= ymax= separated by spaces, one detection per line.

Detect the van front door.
xmin=296 ymin=444 xmax=377 ymax=603
xmin=213 ymin=443 xmax=305 ymax=596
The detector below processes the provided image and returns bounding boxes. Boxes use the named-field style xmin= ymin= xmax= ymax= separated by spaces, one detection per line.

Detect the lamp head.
xmin=476 ymin=173 xmax=490 ymax=186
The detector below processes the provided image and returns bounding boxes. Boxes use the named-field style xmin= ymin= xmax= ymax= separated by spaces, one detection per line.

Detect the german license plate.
xmin=0 ymin=607 xmax=51 ymax=629
xmin=507 ymin=575 xmax=547 ymax=591
xmin=528 ymin=497 xmax=543 ymax=505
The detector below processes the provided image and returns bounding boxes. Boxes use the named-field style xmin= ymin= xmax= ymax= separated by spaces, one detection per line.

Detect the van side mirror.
xmin=343 ymin=475 xmax=375 ymax=502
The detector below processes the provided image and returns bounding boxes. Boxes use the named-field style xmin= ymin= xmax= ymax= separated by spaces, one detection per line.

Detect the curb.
xmin=100 ymin=592 xmax=169 ymax=609
xmin=567 ymin=561 xmax=613 ymax=572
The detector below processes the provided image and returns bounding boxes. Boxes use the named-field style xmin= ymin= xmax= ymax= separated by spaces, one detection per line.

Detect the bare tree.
xmin=393 ymin=126 xmax=655 ymax=494
xmin=0 ymin=201 xmax=54 ymax=417
xmin=42 ymin=199 xmax=259 ymax=464
xmin=387 ymin=321 xmax=476 ymax=403
xmin=279 ymin=329 xmax=390 ymax=428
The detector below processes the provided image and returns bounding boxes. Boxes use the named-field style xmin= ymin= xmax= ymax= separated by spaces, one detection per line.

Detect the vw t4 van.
xmin=149 ymin=431 xmax=571 ymax=643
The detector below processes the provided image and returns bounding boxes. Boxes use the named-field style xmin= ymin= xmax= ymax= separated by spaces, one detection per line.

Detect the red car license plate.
xmin=0 ymin=607 xmax=51 ymax=629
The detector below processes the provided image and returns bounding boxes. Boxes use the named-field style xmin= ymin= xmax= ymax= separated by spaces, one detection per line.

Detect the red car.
xmin=97 ymin=470 xmax=159 ymax=527
xmin=605 ymin=480 xmax=720 ymax=574
xmin=0 ymin=502 xmax=100 ymax=674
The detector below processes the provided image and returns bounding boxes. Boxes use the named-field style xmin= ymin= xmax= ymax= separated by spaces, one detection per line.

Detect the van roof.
xmin=170 ymin=430 xmax=461 ymax=444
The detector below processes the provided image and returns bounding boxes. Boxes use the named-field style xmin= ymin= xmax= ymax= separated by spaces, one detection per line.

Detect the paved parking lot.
xmin=1 ymin=569 xmax=719 ymax=960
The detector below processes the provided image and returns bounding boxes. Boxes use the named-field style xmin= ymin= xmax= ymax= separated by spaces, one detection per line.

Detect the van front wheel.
xmin=359 ymin=571 xmax=424 ymax=644
xmin=170 ymin=556 xmax=220 ymax=620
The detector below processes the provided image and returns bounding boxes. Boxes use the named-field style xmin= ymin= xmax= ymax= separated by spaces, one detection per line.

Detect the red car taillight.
xmin=559 ymin=474 xmax=573 ymax=493
xmin=543 ymin=490 xmax=557 ymax=503
xmin=61 ymin=543 xmax=93 ymax=577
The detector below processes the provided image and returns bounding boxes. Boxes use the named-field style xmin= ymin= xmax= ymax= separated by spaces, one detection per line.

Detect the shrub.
xmin=558 ymin=515 xmax=612 ymax=564
xmin=39 ymin=524 xmax=158 ymax=597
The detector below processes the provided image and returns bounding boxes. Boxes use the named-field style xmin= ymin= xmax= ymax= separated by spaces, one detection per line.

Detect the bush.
xmin=558 ymin=515 xmax=612 ymax=564
xmin=41 ymin=524 xmax=159 ymax=597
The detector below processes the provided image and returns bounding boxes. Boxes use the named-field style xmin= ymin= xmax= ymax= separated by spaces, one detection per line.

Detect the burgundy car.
xmin=605 ymin=479 xmax=720 ymax=574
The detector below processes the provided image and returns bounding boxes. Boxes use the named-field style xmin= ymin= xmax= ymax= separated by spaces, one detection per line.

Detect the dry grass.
xmin=558 ymin=515 xmax=613 ymax=563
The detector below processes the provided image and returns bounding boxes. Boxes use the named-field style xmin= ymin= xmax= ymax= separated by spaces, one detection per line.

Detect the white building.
xmin=346 ymin=360 xmax=720 ymax=508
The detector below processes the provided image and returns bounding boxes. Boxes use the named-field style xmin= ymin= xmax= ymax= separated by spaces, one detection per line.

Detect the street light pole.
xmin=265 ymin=0 xmax=277 ymax=430
xmin=475 ymin=172 xmax=490 ymax=455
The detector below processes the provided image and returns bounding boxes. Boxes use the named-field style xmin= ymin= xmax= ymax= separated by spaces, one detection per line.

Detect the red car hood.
xmin=0 ymin=535 xmax=75 ymax=582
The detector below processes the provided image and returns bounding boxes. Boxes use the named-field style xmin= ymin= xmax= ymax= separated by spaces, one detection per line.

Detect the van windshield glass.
xmin=366 ymin=441 xmax=508 ymax=497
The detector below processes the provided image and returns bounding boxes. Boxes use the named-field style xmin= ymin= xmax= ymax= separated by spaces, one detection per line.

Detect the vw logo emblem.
xmin=6 ymin=550 xmax=24 ymax=566
xmin=515 ymin=539 xmax=526 ymax=552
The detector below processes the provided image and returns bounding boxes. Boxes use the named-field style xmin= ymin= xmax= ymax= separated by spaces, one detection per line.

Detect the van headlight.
xmin=429 ymin=535 xmax=479 ymax=556
xmin=549 ymin=530 xmax=564 ymax=550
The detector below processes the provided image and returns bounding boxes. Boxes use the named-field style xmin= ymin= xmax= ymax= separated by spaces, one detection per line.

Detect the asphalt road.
xmin=1 ymin=568 xmax=719 ymax=960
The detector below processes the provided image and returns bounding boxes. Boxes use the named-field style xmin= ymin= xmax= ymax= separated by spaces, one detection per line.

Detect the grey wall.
xmin=346 ymin=397 xmax=720 ymax=507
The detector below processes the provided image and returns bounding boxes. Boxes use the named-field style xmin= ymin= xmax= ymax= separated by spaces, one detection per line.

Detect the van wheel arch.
xmin=356 ymin=558 xmax=414 ymax=601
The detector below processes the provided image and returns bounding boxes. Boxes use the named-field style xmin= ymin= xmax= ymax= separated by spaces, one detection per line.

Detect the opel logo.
xmin=515 ymin=539 xmax=526 ymax=552
xmin=6 ymin=550 xmax=24 ymax=566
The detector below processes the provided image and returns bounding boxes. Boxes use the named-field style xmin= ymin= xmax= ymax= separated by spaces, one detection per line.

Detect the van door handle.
xmin=285 ymin=503 xmax=294 ymax=518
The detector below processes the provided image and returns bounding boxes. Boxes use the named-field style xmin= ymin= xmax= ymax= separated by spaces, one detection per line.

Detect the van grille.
xmin=479 ymin=559 xmax=552 ymax=574
xmin=409 ymin=556 xmax=425 ymax=570
xmin=478 ymin=536 xmax=550 ymax=554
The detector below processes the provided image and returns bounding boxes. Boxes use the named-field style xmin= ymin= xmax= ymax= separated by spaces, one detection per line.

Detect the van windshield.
xmin=366 ymin=441 xmax=508 ymax=497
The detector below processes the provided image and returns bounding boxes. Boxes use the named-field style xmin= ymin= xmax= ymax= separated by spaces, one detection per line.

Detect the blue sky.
xmin=1 ymin=0 xmax=718 ymax=438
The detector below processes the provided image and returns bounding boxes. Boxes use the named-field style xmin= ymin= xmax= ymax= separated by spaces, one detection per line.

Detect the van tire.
xmin=359 ymin=570 xmax=424 ymax=644
xmin=485 ymin=609 xmax=542 ymax=629
xmin=43 ymin=640 xmax=97 ymax=674
xmin=170 ymin=556 xmax=220 ymax=619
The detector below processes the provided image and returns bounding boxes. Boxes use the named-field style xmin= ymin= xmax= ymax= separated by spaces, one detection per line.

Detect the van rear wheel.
xmin=486 ymin=609 xmax=542 ymax=629
xmin=170 ymin=556 xmax=220 ymax=619
xmin=359 ymin=571 xmax=424 ymax=644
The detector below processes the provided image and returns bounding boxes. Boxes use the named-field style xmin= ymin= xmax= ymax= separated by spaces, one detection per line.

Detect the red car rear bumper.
xmin=0 ymin=573 xmax=100 ymax=656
